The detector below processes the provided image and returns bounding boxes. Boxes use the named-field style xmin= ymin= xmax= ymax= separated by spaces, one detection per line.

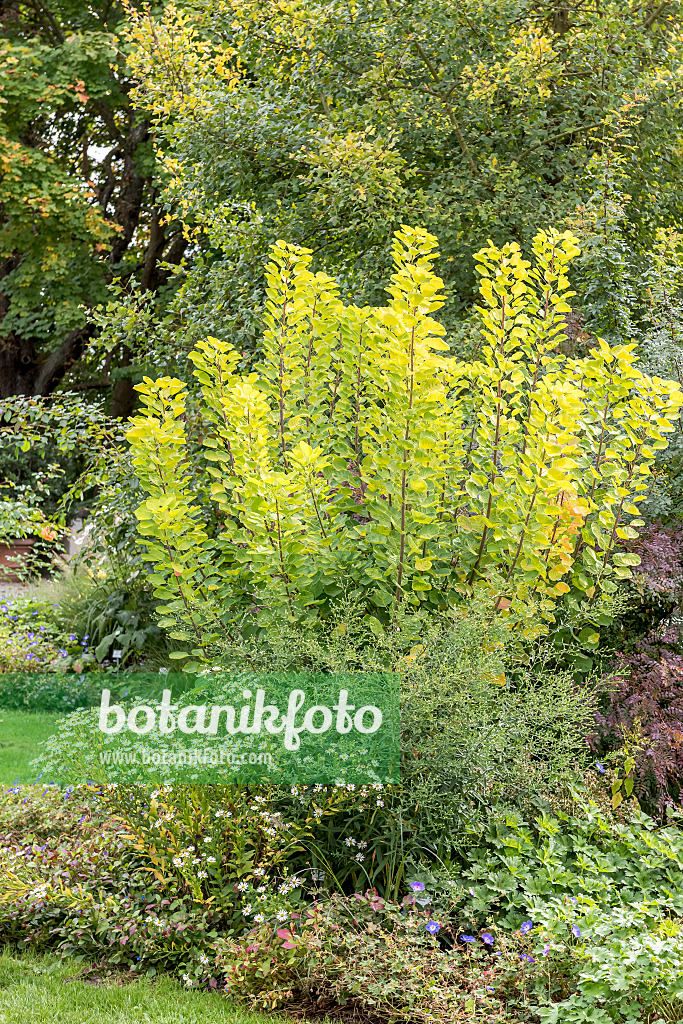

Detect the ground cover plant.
xmin=4 ymin=780 xmax=683 ymax=1022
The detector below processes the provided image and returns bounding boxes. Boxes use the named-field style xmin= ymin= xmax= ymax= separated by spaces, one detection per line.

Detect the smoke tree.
xmin=126 ymin=226 xmax=683 ymax=667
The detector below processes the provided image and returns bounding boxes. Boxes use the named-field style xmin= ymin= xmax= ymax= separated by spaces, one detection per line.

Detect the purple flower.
xmin=481 ymin=932 xmax=494 ymax=945
xmin=519 ymin=921 xmax=533 ymax=934
xmin=409 ymin=881 xmax=425 ymax=892
xmin=519 ymin=954 xmax=535 ymax=964
xmin=425 ymin=921 xmax=441 ymax=934
xmin=460 ymin=934 xmax=476 ymax=943
xmin=571 ymin=925 xmax=581 ymax=938
xmin=542 ymin=944 xmax=550 ymax=956
xmin=595 ymin=762 xmax=606 ymax=773
xmin=58 ymin=650 xmax=67 ymax=658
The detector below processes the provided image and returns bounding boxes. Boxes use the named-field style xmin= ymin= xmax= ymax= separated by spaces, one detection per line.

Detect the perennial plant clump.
xmin=0 ymin=597 xmax=98 ymax=689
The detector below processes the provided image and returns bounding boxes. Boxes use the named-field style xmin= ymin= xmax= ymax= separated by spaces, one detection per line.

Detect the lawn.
xmin=0 ymin=711 xmax=60 ymax=786
xmin=0 ymin=949 xmax=281 ymax=1024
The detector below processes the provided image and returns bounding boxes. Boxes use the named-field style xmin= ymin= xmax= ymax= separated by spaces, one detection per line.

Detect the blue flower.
xmin=425 ymin=921 xmax=441 ymax=934
xmin=519 ymin=921 xmax=533 ymax=934
xmin=409 ymin=881 xmax=425 ymax=892
xmin=571 ymin=925 xmax=581 ymax=938
xmin=68 ymin=635 xmax=76 ymax=642
xmin=595 ymin=762 xmax=605 ymax=773
xmin=519 ymin=954 xmax=535 ymax=964
xmin=58 ymin=650 xmax=67 ymax=658
xmin=460 ymin=934 xmax=475 ymax=943
xmin=481 ymin=932 xmax=494 ymax=945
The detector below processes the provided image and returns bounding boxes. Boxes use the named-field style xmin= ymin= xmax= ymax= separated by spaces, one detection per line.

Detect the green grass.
xmin=0 ymin=711 xmax=60 ymax=786
xmin=0 ymin=949 xmax=281 ymax=1024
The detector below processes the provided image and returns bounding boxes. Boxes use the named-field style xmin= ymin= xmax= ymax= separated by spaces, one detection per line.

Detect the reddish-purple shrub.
xmin=588 ymin=524 xmax=683 ymax=816
xmin=626 ymin=521 xmax=683 ymax=597
xmin=591 ymin=632 xmax=683 ymax=815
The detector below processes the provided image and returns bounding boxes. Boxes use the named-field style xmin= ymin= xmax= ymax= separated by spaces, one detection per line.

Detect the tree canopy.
xmin=124 ymin=0 xmax=683 ymax=349
xmin=0 ymin=1 xmax=186 ymax=412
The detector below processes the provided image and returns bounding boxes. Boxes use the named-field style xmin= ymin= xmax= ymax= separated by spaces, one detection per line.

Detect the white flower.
xmin=203 ymin=836 xmax=212 ymax=843
xmin=257 ymin=885 xmax=267 ymax=893
xmin=276 ymin=910 xmax=288 ymax=922
xmin=344 ymin=837 xmax=355 ymax=847
xmin=258 ymin=894 xmax=267 ymax=902
xmin=182 ymin=973 xmax=194 ymax=986
xmin=237 ymin=881 xmax=249 ymax=892
xmin=197 ymin=870 xmax=208 ymax=879
xmin=355 ymin=853 xmax=365 ymax=862
xmin=172 ymin=857 xmax=184 ymax=867
xmin=198 ymin=953 xmax=209 ymax=965
xmin=254 ymin=913 xmax=265 ymax=923
xmin=359 ymin=840 xmax=368 ymax=849
xmin=253 ymin=868 xmax=265 ymax=877
xmin=206 ymin=856 xmax=217 ymax=864
xmin=376 ymin=799 xmax=385 ymax=807
xmin=242 ymin=904 xmax=252 ymax=916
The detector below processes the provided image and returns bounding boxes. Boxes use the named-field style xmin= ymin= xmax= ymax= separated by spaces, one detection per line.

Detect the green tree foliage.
xmin=123 ymin=0 xmax=683 ymax=350
xmin=125 ymin=226 xmax=682 ymax=667
xmin=0 ymin=1 xmax=187 ymax=411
